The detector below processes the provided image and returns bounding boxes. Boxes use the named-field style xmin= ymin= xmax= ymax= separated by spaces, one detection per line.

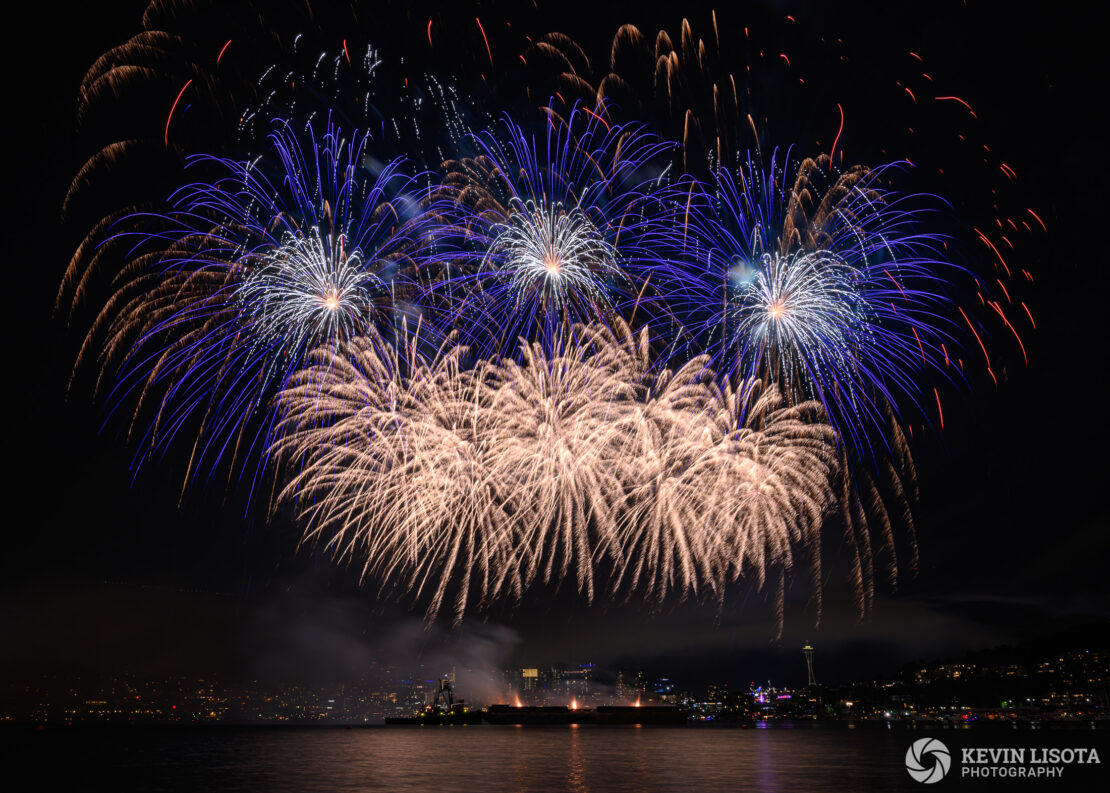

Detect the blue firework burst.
xmin=673 ymin=149 xmax=966 ymax=454
xmin=428 ymin=104 xmax=680 ymax=356
xmin=96 ymin=118 xmax=442 ymax=491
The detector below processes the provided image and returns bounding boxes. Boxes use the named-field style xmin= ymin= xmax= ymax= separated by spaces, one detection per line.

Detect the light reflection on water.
xmin=22 ymin=726 xmax=916 ymax=792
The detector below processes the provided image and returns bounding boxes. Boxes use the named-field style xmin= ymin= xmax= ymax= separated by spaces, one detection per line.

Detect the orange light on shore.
xmin=570 ymin=698 xmax=579 ymax=710
xmin=513 ymin=697 xmax=523 ymax=708
xmin=634 ymin=698 xmax=641 ymax=707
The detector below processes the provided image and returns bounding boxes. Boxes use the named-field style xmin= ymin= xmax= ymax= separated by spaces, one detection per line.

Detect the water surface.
xmin=18 ymin=724 xmax=922 ymax=792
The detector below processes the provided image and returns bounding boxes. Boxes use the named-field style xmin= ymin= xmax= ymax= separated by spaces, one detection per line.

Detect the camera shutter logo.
xmin=905 ymin=738 xmax=952 ymax=784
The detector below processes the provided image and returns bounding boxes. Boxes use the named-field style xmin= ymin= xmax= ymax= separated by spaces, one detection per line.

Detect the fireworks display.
xmin=60 ymin=1 xmax=1040 ymax=630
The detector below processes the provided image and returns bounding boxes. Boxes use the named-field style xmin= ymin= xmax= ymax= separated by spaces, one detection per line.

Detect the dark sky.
xmin=4 ymin=0 xmax=1107 ymax=694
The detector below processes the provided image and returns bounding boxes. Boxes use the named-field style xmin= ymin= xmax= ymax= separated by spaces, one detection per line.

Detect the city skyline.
xmin=7 ymin=620 xmax=1106 ymax=725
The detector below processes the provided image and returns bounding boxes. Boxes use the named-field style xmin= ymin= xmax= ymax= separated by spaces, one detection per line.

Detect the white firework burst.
xmin=485 ymin=199 xmax=620 ymax=317
xmin=238 ymin=227 xmax=387 ymax=363
xmin=731 ymin=250 xmax=872 ymax=401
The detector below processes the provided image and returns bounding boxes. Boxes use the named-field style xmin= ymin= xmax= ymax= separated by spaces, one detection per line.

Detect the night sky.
xmin=5 ymin=0 xmax=1106 ymax=694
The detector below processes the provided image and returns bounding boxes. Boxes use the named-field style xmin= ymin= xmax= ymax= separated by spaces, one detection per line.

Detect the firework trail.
xmin=73 ymin=118 xmax=441 ymax=491
xmin=518 ymin=13 xmax=758 ymax=178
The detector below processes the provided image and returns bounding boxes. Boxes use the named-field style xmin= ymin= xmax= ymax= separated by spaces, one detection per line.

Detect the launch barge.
xmin=483 ymin=704 xmax=686 ymax=725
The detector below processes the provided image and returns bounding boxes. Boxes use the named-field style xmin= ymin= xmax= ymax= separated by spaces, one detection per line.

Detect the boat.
xmin=384 ymin=675 xmax=483 ymax=725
